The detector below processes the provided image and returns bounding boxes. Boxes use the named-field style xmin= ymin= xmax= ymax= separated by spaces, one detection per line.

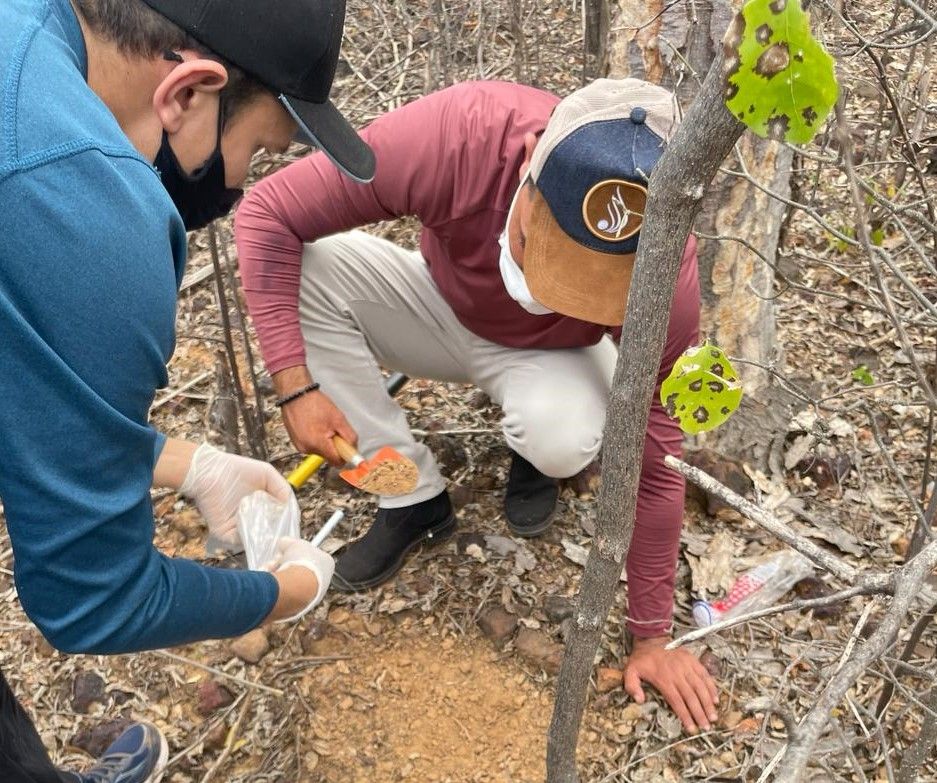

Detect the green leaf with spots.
xmin=661 ymin=344 xmax=744 ymax=434
xmin=723 ymin=0 xmax=838 ymax=144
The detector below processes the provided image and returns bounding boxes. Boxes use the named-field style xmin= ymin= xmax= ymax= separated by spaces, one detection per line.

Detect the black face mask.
xmin=155 ymin=106 xmax=243 ymax=232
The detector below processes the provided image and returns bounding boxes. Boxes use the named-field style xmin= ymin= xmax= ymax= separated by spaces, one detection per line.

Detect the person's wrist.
xmin=272 ymin=365 xmax=314 ymax=396
xmin=275 ymin=382 xmax=321 ymax=408
xmin=266 ymin=565 xmax=320 ymax=623
xmin=631 ymin=634 xmax=672 ymax=650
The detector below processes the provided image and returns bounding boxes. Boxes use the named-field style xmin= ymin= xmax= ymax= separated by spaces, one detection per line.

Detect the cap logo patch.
xmin=582 ymin=179 xmax=647 ymax=242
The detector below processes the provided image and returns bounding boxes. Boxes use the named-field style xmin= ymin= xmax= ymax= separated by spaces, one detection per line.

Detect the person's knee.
xmin=503 ymin=394 xmax=604 ymax=478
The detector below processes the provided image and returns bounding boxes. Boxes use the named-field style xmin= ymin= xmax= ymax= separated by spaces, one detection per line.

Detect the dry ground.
xmin=2 ymin=0 xmax=936 ymax=781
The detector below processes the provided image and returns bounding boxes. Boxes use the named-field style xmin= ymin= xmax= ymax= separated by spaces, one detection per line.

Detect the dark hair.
xmin=74 ymin=0 xmax=268 ymax=120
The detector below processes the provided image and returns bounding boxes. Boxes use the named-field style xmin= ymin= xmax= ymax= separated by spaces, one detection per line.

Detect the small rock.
xmin=543 ymin=596 xmax=576 ymax=624
xmin=890 ymin=535 xmax=910 ymax=559
xmin=449 ymin=483 xmax=475 ymax=510
xmin=204 ymin=722 xmax=229 ymax=751
xmin=230 ymin=628 xmax=270 ymax=664
xmin=477 ymin=607 xmax=518 ymax=647
xmin=684 ymin=449 xmax=752 ymax=516
xmin=456 ymin=532 xmax=487 ymax=555
xmin=515 ymin=628 xmax=564 ymax=675
xmin=71 ymin=718 xmax=133 ymax=757
xmin=795 ymin=454 xmax=852 ymax=490
xmin=197 ymin=679 xmax=235 ymax=716
xmin=72 ymin=672 xmax=106 ymax=714
xmin=484 ymin=535 xmax=518 ymax=557
xmin=595 ymin=667 xmax=623 ymax=693
xmin=793 ymin=576 xmax=842 ymax=621
xmin=110 ymin=690 xmax=134 ymax=707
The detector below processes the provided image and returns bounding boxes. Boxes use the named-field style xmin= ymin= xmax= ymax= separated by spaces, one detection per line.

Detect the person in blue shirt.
xmin=0 ymin=0 xmax=373 ymax=781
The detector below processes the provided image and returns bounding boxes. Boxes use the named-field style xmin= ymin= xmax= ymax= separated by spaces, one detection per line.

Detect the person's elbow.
xmin=16 ymin=567 xmax=158 ymax=656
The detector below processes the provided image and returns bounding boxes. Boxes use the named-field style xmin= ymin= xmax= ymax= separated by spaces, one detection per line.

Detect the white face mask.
xmin=498 ymin=176 xmax=553 ymax=316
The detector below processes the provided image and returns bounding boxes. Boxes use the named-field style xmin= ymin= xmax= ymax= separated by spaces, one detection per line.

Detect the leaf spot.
xmin=766 ymin=113 xmax=791 ymax=140
xmin=755 ymin=43 xmax=790 ymax=78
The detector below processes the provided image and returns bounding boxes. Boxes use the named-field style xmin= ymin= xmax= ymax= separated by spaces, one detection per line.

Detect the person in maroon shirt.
xmin=235 ymin=79 xmax=718 ymax=733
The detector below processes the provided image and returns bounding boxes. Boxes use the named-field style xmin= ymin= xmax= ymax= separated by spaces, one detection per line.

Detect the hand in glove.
xmin=264 ymin=537 xmax=335 ymax=623
xmin=179 ymin=442 xmax=293 ymax=554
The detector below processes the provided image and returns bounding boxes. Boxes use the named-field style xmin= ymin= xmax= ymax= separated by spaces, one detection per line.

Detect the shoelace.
xmin=80 ymin=753 xmax=135 ymax=783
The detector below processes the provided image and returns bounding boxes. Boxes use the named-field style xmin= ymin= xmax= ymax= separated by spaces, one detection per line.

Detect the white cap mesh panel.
xmin=529 ymin=78 xmax=679 ymax=181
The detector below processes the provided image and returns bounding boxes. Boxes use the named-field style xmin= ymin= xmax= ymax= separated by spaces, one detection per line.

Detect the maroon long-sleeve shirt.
xmin=235 ymin=81 xmax=700 ymax=637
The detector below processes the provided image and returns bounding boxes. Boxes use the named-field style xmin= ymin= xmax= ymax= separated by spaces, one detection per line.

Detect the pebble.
xmin=230 ymin=628 xmax=270 ymax=664
xmin=71 ymin=671 xmax=106 ymax=714
xmin=197 ymin=679 xmax=235 ymax=716
xmin=595 ymin=667 xmax=623 ymax=694
xmin=71 ymin=718 xmax=132 ymax=757
xmin=477 ymin=607 xmax=518 ymax=648
xmin=514 ymin=628 xmax=564 ymax=675
xmin=542 ymin=595 xmax=576 ymax=624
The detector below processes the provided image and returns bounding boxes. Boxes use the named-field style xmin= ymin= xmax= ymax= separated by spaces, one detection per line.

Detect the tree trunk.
xmin=545 ymin=50 xmax=745 ymax=783
xmin=609 ymin=0 xmax=796 ymax=470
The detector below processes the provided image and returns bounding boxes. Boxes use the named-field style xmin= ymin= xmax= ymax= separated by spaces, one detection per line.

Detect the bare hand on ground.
xmin=623 ymin=635 xmax=719 ymax=734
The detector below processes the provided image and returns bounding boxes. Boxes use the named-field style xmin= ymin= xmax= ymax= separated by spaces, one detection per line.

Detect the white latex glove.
xmin=179 ymin=443 xmax=293 ymax=555
xmin=264 ymin=537 xmax=335 ymax=623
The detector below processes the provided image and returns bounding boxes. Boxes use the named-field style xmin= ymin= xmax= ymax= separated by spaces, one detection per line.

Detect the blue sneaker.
xmin=62 ymin=722 xmax=168 ymax=783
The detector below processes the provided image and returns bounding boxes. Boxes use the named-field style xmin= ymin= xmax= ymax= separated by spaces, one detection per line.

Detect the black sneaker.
xmin=504 ymin=452 xmax=559 ymax=537
xmin=333 ymin=490 xmax=456 ymax=591
xmin=61 ymin=722 xmax=167 ymax=783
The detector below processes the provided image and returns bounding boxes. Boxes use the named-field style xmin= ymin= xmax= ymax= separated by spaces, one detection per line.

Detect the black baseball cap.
xmin=142 ymin=0 xmax=375 ymax=182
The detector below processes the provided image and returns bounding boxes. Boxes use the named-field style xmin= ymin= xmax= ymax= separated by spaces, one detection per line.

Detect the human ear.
xmin=152 ymin=56 xmax=228 ymax=135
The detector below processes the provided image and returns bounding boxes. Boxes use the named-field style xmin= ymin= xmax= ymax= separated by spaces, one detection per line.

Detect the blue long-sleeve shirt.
xmin=0 ymin=0 xmax=279 ymax=654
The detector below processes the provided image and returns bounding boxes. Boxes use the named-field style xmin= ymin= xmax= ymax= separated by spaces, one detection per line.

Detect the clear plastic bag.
xmin=692 ymin=550 xmax=815 ymax=627
xmin=236 ymin=490 xmax=301 ymax=571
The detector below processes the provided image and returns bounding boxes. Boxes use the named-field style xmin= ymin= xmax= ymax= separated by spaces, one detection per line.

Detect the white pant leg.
xmin=297 ymin=231 xmax=475 ymax=507
xmin=469 ymin=337 xmax=617 ymax=479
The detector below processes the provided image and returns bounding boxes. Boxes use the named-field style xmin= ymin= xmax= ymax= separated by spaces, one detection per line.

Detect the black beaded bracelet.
xmin=274 ymin=382 xmax=321 ymax=408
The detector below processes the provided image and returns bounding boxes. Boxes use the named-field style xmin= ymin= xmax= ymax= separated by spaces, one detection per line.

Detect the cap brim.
xmin=524 ymin=190 xmax=634 ymax=327
xmin=280 ymin=95 xmax=375 ymax=183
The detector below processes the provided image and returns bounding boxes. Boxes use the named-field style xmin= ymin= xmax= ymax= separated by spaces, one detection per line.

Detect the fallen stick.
xmin=664 ymin=455 xmax=858 ymax=582
xmin=149 ymin=650 xmax=284 ymax=698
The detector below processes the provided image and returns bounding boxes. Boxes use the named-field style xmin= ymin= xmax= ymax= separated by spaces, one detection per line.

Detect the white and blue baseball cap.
xmin=524 ymin=79 xmax=678 ymax=326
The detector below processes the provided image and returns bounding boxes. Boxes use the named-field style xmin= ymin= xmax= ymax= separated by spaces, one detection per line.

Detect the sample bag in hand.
xmin=237 ymin=490 xmax=301 ymax=571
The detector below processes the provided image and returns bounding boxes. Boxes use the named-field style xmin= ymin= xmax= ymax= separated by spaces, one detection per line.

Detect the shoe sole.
xmin=147 ymin=731 xmax=169 ymax=783
xmin=506 ymin=505 xmax=558 ymax=538
xmin=332 ymin=513 xmax=458 ymax=592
